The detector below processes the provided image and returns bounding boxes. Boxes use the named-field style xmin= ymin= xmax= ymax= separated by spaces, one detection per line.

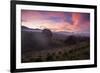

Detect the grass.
xmin=21 ymin=41 xmax=90 ymax=63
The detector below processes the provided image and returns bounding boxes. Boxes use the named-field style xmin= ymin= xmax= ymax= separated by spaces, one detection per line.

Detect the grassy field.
xmin=21 ymin=39 xmax=90 ymax=63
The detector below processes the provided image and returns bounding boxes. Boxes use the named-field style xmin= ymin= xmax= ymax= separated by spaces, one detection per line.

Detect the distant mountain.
xmin=21 ymin=26 xmax=29 ymax=29
xmin=21 ymin=26 xmax=90 ymax=41
xmin=54 ymin=31 xmax=90 ymax=37
xmin=21 ymin=26 xmax=54 ymax=52
xmin=21 ymin=26 xmax=90 ymax=53
xmin=21 ymin=26 xmax=42 ymax=32
xmin=21 ymin=26 xmax=89 ymax=38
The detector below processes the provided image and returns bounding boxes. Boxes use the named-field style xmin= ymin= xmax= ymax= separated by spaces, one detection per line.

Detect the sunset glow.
xmin=21 ymin=10 xmax=90 ymax=32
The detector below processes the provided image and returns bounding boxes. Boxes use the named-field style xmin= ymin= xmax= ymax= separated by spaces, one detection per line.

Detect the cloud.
xmin=21 ymin=10 xmax=90 ymax=32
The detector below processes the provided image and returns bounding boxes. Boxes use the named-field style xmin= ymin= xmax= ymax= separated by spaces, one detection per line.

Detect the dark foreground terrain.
xmin=21 ymin=26 xmax=90 ymax=63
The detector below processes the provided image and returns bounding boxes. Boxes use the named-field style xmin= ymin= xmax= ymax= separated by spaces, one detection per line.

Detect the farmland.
xmin=21 ymin=26 xmax=90 ymax=63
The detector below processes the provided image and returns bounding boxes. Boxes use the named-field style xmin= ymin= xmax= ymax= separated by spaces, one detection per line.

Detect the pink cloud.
xmin=21 ymin=10 xmax=90 ymax=32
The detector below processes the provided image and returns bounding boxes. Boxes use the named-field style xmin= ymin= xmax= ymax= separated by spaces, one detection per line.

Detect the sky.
xmin=21 ymin=10 xmax=90 ymax=33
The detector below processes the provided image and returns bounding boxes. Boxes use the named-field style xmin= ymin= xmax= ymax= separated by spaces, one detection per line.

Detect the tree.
xmin=42 ymin=29 xmax=53 ymax=46
xmin=64 ymin=36 xmax=77 ymax=45
xmin=42 ymin=29 xmax=52 ymax=39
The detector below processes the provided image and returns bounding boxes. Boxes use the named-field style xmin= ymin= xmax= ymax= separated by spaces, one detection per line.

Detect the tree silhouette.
xmin=42 ymin=29 xmax=52 ymax=39
xmin=64 ymin=36 xmax=77 ymax=45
